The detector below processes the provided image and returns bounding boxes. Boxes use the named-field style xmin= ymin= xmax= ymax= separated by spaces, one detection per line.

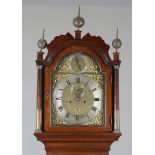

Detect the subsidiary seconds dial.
xmin=52 ymin=74 xmax=103 ymax=125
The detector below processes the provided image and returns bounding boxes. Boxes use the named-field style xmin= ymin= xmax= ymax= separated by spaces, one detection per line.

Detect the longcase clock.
xmin=34 ymin=6 xmax=122 ymax=155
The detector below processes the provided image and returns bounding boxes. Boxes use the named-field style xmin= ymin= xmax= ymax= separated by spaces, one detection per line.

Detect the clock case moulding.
xmin=34 ymin=30 xmax=121 ymax=155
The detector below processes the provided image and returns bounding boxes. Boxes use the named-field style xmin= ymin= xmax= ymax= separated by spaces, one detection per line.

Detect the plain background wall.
xmin=23 ymin=5 xmax=131 ymax=155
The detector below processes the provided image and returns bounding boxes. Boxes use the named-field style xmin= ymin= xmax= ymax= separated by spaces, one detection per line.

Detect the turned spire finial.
xmin=73 ymin=6 xmax=85 ymax=30
xmin=37 ymin=29 xmax=47 ymax=52
xmin=112 ymin=28 xmax=122 ymax=62
xmin=112 ymin=28 xmax=122 ymax=52
xmin=37 ymin=29 xmax=47 ymax=61
xmin=78 ymin=5 xmax=80 ymax=17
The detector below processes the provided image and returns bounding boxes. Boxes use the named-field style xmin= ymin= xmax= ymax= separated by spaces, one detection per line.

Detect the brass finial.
xmin=112 ymin=28 xmax=122 ymax=50
xmin=37 ymin=29 xmax=47 ymax=51
xmin=73 ymin=6 xmax=85 ymax=29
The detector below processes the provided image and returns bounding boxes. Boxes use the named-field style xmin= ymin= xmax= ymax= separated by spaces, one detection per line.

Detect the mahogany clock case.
xmin=34 ymin=30 xmax=122 ymax=155
xmin=37 ymin=32 xmax=113 ymax=132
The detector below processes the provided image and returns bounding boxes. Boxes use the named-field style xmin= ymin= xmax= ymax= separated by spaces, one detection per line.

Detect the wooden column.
xmin=36 ymin=51 xmax=44 ymax=132
xmin=113 ymin=51 xmax=121 ymax=133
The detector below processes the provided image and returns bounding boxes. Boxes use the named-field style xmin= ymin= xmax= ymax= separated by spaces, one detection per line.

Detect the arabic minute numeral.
xmin=92 ymin=106 xmax=97 ymax=112
xmin=58 ymin=106 xmax=63 ymax=112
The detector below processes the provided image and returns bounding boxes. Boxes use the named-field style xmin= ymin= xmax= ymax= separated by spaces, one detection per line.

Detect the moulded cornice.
xmin=44 ymin=32 xmax=112 ymax=65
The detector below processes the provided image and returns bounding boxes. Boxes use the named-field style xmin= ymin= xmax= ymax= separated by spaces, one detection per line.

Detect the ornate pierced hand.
xmin=71 ymin=83 xmax=85 ymax=101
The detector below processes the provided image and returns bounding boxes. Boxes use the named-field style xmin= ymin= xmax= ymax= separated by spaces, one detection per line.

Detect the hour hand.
xmin=71 ymin=83 xmax=85 ymax=101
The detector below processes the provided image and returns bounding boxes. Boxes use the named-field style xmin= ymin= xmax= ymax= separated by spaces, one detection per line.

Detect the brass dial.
xmin=53 ymin=74 xmax=103 ymax=125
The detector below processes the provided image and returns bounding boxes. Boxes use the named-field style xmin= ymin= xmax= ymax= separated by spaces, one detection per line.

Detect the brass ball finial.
xmin=37 ymin=29 xmax=47 ymax=51
xmin=73 ymin=6 xmax=85 ymax=29
xmin=112 ymin=28 xmax=122 ymax=50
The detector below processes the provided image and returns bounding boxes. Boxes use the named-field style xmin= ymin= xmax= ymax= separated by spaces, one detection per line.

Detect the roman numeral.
xmin=85 ymin=114 xmax=90 ymax=118
xmin=66 ymin=80 xmax=70 ymax=85
xmin=76 ymin=115 xmax=79 ymax=121
xmin=76 ymin=77 xmax=80 ymax=83
xmin=56 ymin=97 xmax=62 ymax=100
xmin=94 ymin=98 xmax=99 ymax=101
xmin=58 ymin=88 xmax=63 ymax=91
xmin=91 ymin=106 xmax=97 ymax=112
xmin=92 ymin=88 xmax=97 ymax=92
xmin=65 ymin=113 xmax=70 ymax=118
xmin=58 ymin=106 xmax=63 ymax=112
xmin=85 ymin=79 xmax=90 ymax=86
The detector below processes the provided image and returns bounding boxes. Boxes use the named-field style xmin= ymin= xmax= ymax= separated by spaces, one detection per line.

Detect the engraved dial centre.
xmin=71 ymin=83 xmax=85 ymax=101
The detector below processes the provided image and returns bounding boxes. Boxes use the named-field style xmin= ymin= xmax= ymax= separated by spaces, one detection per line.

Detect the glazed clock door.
xmin=50 ymin=53 xmax=107 ymax=127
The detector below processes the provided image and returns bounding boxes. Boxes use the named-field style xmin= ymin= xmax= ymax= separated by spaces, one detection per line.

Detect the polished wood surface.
xmin=46 ymin=152 xmax=108 ymax=155
xmin=34 ymin=132 xmax=121 ymax=155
